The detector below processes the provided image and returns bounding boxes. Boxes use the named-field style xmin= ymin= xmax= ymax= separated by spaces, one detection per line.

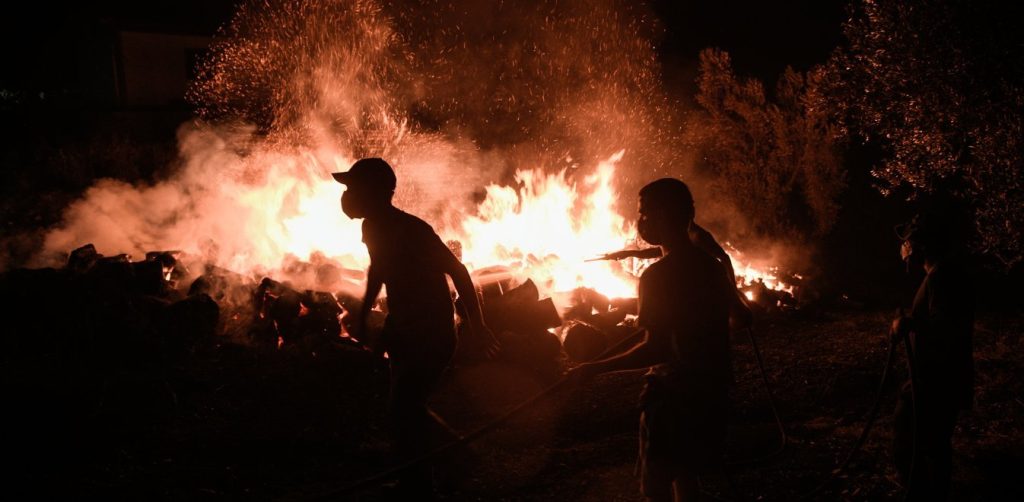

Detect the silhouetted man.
xmin=599 ymin=220 xmax=751 ymax=331
xmin=333 ymin=158 xmax=499 ymax=496
xmin=571 ymin=178 xmax=735 ymax=501
xmin=891 ymin=212 xmax=974 ymax=500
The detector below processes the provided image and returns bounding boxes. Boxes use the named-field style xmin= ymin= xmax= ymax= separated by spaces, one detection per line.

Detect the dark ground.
xmin=4 ymin=304 xmax=1021 ymax=501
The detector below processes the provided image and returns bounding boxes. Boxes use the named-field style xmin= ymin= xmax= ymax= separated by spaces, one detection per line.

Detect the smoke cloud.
xmin=35 ymin=0 xmax=778 ymax=293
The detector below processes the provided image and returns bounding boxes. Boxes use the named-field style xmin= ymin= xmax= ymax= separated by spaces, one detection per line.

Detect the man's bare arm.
xmin=443 ymin=257 xmax=480 ymax=321
xmin=574 ymin=328 xmax=671 ymax=377
xmin=436 ymin=242 xmax=499 ymax=356
xmin=354 ymin=264 xmax=383 ymax=342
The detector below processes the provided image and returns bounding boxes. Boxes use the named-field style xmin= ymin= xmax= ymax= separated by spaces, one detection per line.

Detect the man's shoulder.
xmin=393 ymin=209 xmax=440 ymax=239
xmin=365 ymin=208 xmax=436 ymax=233
xmin=644 ymin=247 xmax=713 ymax=271
xmin=639 ymin=255 xmax=670 ymax=281
xmin=399 ymin=209 xmax=434 ymax=227
xmin=639 ymin=254 xmax=684 ymax=292
xmin=640 ymin=248 xmax=728 ymax=290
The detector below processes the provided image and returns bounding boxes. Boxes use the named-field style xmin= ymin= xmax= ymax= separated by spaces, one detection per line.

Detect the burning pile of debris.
xmin=2 ymin=239 xmax=810 ymax=394
xmin=739 ymin=279 xmax=800 ymax=314
xmin=1 ymin=244 xmax=653 ymax=382
xmin=1 ymin=244 xmax=218 ymax=364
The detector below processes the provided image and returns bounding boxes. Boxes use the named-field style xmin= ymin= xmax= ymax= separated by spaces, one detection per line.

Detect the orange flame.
xmin=723 ymin=242 xmax=794 ymax=294
xmin=449 ymin=150 xmax=636 ymax=302
xmin=213 ymin=148 xmax=790 ymax=305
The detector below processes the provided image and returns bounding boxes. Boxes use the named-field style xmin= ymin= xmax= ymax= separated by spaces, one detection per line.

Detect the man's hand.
xmin=565 ymin=362 xmax=603 ymax=385
xmin=470 ymin=321 xmax=501 ymax=359
xmin=341 ymin=310 xmax=363 ymax=340
xmin=729 ymin=292 xmax=754 ymax=331
xmin=890 ymin=312 xmax=912 ymax=343
xmin=342 ymin=311 xmax=380 ymax=354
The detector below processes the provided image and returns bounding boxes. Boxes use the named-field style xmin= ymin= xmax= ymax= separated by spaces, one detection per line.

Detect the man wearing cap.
xmin=890 ymin=211 xmax=975 ymax=500
xmin=333 ymin=157 xmax=499 ymax=495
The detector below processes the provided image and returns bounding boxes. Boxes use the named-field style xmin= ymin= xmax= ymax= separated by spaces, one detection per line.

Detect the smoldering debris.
xmin=5 ymin=242 xmax=654 ymax=378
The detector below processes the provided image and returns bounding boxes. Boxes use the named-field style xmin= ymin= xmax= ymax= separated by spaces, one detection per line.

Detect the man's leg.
xmin=921 ymin=405 xmax=958 ymax=500
xmin=640 ymin=410 xmax=675 ymax=502
xmin=389 ymin=365 xmax=435 ymax=495
xmin=892 ymin=385 xmax=914 ymax=486
xmin=673 ymin=470 xmax=701 ymax=502
xmin=388 ymin=334 xmax=456 ymax=495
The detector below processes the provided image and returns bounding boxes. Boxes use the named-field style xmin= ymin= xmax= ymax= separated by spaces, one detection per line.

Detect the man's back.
xmin=638 ymin=245 xmax=733 ymax=387
xmin=910 ymin=261 xmax=974 ymax=409
xmin=361 ymin=207 xmax=455 ymax=332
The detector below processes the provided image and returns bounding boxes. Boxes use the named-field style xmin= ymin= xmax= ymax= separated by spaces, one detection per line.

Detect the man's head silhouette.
xmin=637 ymin=178 xmax=695 ymax=247
xmin=333 ymin=158 xmax=397 ymax=219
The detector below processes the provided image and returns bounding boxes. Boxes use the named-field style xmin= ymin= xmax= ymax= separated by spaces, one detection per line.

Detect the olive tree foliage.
xmin=823 ymin=0 xmax=1024 ymax=267
xmin=689 ymin=48 xmax=846 ymax=242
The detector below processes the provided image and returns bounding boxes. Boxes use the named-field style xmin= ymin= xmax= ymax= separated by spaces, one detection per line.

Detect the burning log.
xmin=184 ymin=267 xmax=260 ymax=344
xmin=480 ymin=279 xmax=562 ymax=335
xmin=252 ymin=278 xmax=357 ymax=351
xmin=471 ymin=265 xmax=515 ymax=303
xmin=457 ymin=278 xmax=563 ymax=377
xmin=188 ymin=266 xmax=252 ymax=302
xmin=275 ymin=252 xmax=366 ymax=294
xmin=253 ymin=278 xmax=303 ymax=348
xmin=294 ymin=291 xmax=345 ymax=350
xmin=145 ymin=250 xmax=178 ymax=269
xmin=741 ymin=279 xmax=797 ymax=314
xmin=563 ymin=287 xmax=636 ymax=333
xmin=334 ymin=292 xmax=386 ymax=350
xmin=565 ymin=287 xmax=611 ymax=320
xmin=562 ymin=321 xmax=608 ymax=362
xmin=67 ymin=243 xmax=99 ymax=273
xmin=144 ymin=250 xmax=183 ymax=289
xmin=64 ymin=245 xmax=185 ymax=303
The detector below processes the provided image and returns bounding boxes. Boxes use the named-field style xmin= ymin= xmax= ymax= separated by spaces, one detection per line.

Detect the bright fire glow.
xmin=451 ymin=150 xmax=637 ymax=300
xmin=226 ymin=149 xmax=790 ymax=305
xmin=38 ymin=1 xmax=797 ymax=310
xmin=43 ymin=141 xmax=792 ymax=307
xmin=725 ymin=242 xmax=794 ymax=294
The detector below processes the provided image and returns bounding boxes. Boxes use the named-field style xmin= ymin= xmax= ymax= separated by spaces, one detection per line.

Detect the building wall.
xmin=117 ymin=31 xmax=210 ymax=107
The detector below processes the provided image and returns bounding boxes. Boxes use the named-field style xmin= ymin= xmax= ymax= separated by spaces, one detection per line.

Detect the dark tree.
xmin=824 ymin=0 xmax=1024 ymax=267
xmin=689 ymin=48 xmax=846 ymax=243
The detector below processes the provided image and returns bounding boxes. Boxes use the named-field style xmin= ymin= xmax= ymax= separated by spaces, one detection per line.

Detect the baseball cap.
xmin=332 ymin=158 xmax=397 ymax=192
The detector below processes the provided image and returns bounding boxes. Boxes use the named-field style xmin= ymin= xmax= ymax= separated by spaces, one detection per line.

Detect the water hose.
xmin=725 ymin=326 xmax=788 ymax=467
xmin=302 ymin=323 xmax=907 ymax=501
xmin=300 ymin=328 xmax=647 ymax=500
xmin=901 ymin=332 xmax=918 ymax=501
xmin=796 ymin=334 xmax=901 ymax=500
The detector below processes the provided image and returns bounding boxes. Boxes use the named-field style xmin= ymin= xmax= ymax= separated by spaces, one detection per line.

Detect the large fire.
xmin=37 ymin=0 xmax=794 ymax=310
xmin=453 ymin=150 xmax=637 ymax=301
xmin=196 ymin=146 xmax=788 ymax=308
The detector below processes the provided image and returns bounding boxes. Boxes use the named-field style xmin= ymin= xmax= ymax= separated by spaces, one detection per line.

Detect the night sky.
xmin=1 ymin=1 xmax=846 ymax=102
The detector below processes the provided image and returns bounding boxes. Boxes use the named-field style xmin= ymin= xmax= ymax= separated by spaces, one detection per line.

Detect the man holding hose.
xmin=571 ymin=178 xmax=739 ymax=501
